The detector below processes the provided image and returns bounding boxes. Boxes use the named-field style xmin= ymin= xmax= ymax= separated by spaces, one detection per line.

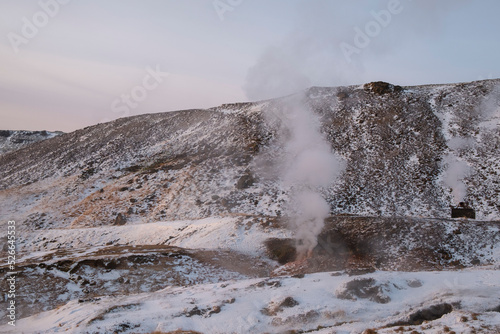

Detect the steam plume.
xmin=264 ymin=95 xmax=345 ymax=257
xmin=244 ymin=1 xmax=467 ymax=254
xmin=478 ymin=84 xmax=500 ymax=129
xmin=243 ymin=1 xmax=468 ymax=99
xmin=443 ymin=153 xmax=470 ymax=204
xmin=443 ymin=82 xmax=499 ymax=205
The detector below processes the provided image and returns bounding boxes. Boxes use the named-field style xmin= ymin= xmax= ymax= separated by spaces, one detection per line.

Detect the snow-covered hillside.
xmin=0 ymin=130 xmax=63 ymax=155
xmin=1 ymin=80 xmax=499 ymax=228
xmin=3 ymin=269 xmax=500 ymax=333
xmin=1 ymin=79 xmax=499 ymax=333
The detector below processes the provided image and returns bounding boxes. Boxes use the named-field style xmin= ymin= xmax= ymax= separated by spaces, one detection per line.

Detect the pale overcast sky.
xmin=1 ymin=0 xmax=499 ymax=132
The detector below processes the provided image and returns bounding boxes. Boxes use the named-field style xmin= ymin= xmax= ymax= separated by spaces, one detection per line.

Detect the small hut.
xmin=451 ymin=202 xmax=475 ymax=219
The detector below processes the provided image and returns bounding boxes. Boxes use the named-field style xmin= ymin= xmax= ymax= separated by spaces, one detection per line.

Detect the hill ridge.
xmin=1 ymin=79 xmax=499 ymax=228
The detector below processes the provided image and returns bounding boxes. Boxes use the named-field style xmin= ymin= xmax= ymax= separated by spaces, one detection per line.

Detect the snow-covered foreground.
xmin=3 ymin=215 xmax=499 ymax=333
xmin=1 ymin=80 xmax=499 ymax=334
xmin=17 ymin=216 xmax=290 ymax=260
xmin=3 ymin=268 xmax=499 ymax=333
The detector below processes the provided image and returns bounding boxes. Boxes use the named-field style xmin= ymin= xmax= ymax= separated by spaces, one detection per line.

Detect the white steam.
xmin=443 ymin=82 xmax=499 ymax=205
xmin=244 ymin=1 xmax=465 ymax=254
xmin=443 ymin=137 xmax=472 ymax=205
xmin=478 ymin=84 xmax=500 ymax=129
xmin=243 ymin=1 xmax=468 ymax=101
xmin=282 ymin=100 xmax=344 ymax=187
xmin=291 ymin=190 xmax=331 ymax=255
xmin=265 ymin=95 xmax=345 ymax=257
xmin=443 ymin=153 xmax=470 ymax=204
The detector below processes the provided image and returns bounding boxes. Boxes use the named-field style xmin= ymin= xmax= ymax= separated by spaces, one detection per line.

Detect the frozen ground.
xmin=1 ymin=79 xmax=499 ymax=333
xmin=2 ymin=268 xmax=500 ymax=333
xmin=1 ymin=215 xmax=499 ymax=333
xmin=0 ymin=130 xmax=62 ymax=155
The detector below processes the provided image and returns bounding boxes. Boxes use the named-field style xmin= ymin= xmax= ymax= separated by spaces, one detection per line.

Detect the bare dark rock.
xmin=489 ymin=305 xmax=500 ymax=312
xmin=406 ymin=279 xmax=423 ymax=288
xmin=389 ymin=303 xmax=453 ymax=326
xmin=336 ymin=278 xmax=391 ymax=304
xmin=114 ymin=213 xmax=126 ymax=226
xmin=185 ymin=306 xmax=203 ymax=317
xmin=280 ymin=296 xmax=299 ymax=308
xmin=364 ymin=81 xmax=403 ymax=95
xmin=252 ymin=279 xmax=282 ymax=289
xmin=292 ymin=273 xmax=305 ymax=278
xmin=0 ymin=130 xmax=63 ymax=155
xmin=265 ymin=238 xmax=297 ymax=264
xmin=184 ymin=304 xmax=222 ymax=318
xmin=346 ymin=267 xmax=376 ymax=276
xmin=124 ymin=165 xmax=141 ymax=173
xmin=236 ymin=172 xmax=255 ymax=189
xmin=336 ymin=91 xmax=349 ymax=99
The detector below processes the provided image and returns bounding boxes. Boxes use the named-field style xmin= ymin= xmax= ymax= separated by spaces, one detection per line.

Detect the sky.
xmin=1 ymin=0 xmax=499 ymax=132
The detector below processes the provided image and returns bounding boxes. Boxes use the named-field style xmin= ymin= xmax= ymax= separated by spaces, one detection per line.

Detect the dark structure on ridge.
xmin=451 ymin=202 xmax=476 ymax=219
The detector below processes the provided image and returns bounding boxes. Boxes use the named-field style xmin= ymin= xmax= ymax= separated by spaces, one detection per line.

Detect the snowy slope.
xmin=1 ymin=214 xmax=499 ymax=325
xmin=1 ymin=80 xmax=499 ymax=230
xmin=0 ymin=130 xmax=63 ymax=155
xmin=1 ymin=79 xmax=499 ymax=333
xmin=2 ymin=269 xmax=499 ymax=334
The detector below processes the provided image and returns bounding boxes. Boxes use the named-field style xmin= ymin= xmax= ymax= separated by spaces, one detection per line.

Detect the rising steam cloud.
xmin=244 ymin=0 xmax=467 ymax=253
xmin=443 ymin=84 xmax=500 ymax=205
xmin=443 ymin=137 xmax=473 ymax=204
xmin=243 ymin=1 xmax=468 ymax=102
xmin=443 ymin=153 xmax=470 ymax=204
xmin=261 ymin=95 xmax=345 ymax=257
